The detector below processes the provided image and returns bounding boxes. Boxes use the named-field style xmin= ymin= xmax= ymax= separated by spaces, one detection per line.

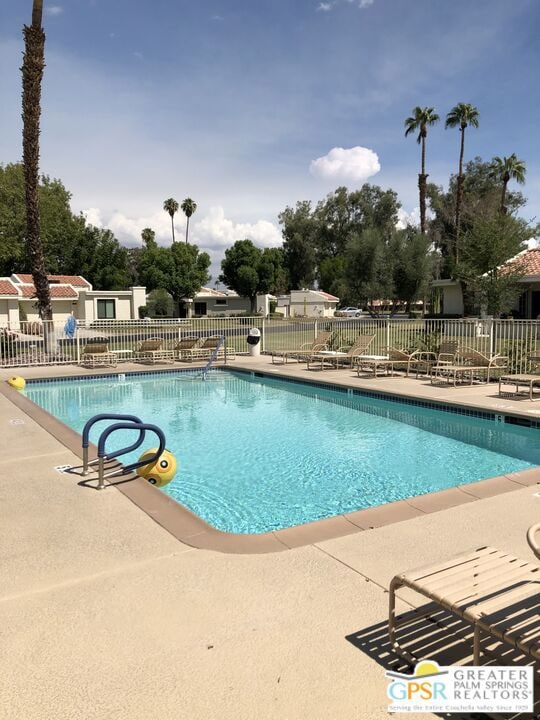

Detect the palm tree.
xmin=491 ymin=154 xmax=526 ymax=214
xmin=445 ymin=103 xmax=480 ymax=262
xmin=163 ymin=198 xmax=179 ymax=243
xmin=22 ymin=0 xmax=52 ymax=322
xmin=404 ymin=106 xmax=440 ymax=235
xmin=181 ymin=198 xmax=197 ymax=244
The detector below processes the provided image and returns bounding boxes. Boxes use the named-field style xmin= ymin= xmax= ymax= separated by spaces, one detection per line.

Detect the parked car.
xmin=336 ymin=307 xmax=363 ymax=317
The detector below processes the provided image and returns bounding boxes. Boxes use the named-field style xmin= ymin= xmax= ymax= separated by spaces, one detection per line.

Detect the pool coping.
xmin=3 ymin=363 xmax=540 ymax=554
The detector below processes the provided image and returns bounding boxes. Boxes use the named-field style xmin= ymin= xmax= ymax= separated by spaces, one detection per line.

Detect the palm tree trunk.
xmin=185 ymin=216 xmax=190 ymax=244
xmin=22 ymin=0 xmax=52 ymax=325
xmin=455 ymin=127 xmax=466 ymax=263
xmin=500 ymin=179 xmax=508 ymax=214
xmin=170 ymin=215 xmax=175 ymax=243
xmin=419 ymin=134 xmax=427 ymax=235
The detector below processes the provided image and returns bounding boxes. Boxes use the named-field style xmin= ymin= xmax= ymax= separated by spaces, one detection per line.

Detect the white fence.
xmin=1 ymin=316 xmax=539 ymax=373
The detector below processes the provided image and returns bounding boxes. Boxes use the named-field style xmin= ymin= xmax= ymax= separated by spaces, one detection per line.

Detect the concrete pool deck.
xmin=1 ymin=357 xmax=539 ymax=719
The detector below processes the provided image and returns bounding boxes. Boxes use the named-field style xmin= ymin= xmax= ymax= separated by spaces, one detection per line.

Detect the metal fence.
xmin=1 ymin=316 xmax=539 ymax=373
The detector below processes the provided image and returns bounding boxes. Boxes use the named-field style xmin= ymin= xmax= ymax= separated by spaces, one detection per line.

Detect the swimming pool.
xmin=26 ymin=370 xmax=540 ymax=533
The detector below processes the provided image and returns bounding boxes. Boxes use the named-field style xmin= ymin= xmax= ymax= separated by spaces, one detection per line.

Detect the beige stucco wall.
xmin=77 ymin=291 xmax=142 ymax=322
xmin=289 ymin=292 xmax=337 ymax=318
xmin=0 ymin=299 xmax=20 ymax=326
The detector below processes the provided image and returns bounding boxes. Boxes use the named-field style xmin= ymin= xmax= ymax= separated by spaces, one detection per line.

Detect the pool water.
xmin=26 ymin=370 xmax=540 ymax=533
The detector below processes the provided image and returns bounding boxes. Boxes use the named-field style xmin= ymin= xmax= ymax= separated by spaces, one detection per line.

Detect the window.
xmin=97 ymin=299 xmax=116 ymax=319
xmin=194 ymin=302 xmax=207 ymax=316
xmin=214 ymin=299 xmax=227 ymax=306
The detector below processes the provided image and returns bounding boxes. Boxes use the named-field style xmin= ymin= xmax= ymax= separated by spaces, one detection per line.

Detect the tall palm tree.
xmin=491 ymin=154 xmax=526 ymax=214
xmin=22 ymin=0 xmax=52 ymax=321
xmin=163 ymin=198 xmax=179 ymax=243
xmin=181 ymin=197 xmax=197 ymax=244
xmin=445 ymin=103 xmax=480 ymax=262
xmin=404 ymin=106 xmax=440 ymax=235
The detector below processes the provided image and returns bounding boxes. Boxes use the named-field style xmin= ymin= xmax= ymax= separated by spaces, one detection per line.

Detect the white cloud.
xmin=317 ymin=2 xmax=335 ymax=12
xmin=45 ymin=5 xmax=63 ymax=16
xmin=310 ymin=146 xmax=380 ymax=183
xmin=396 ymin=207 xmax=420 ymax=229
xmin=82 ymin=205 xmax=281 ymax=252
xmin=358 ymin=0 xmax=374 ymax=8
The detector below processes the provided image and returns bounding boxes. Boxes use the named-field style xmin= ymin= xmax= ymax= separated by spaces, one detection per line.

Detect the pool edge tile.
xmin=344 ymin=500 xmax=425 ymax=530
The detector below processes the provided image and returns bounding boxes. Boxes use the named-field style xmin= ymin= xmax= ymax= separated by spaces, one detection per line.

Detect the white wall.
xmin=442 ymin=285 xmax=464 ymax=316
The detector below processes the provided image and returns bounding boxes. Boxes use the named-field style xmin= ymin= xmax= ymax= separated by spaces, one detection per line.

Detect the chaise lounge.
xmin=430 ymin=346 xmax=508 ymax=386
xmin=134 ymin=338 xmax=174 ymax=364
xmin=307 ymin=334 xmax=375 ymax=370
xmin=271 ymin=331 xmax=332 ymax=365
xmin=389 ymin=523 xmax=540 ymax=665
xmin=80 ymin=342 xmax=117 ymax=368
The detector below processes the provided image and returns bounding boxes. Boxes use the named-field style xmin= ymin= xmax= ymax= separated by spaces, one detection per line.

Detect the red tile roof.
xmin=14 ymin=274 xmax=91 ymax=288
xmin=519 ymin=248 xmax=540 ymax=275
xmin=0 ymin=280 xmax=18 ymax=296
xmin=316 ymin=290 xmax=339 ymax=301
xmin=19 ymin=284 xmax=78 ymax=299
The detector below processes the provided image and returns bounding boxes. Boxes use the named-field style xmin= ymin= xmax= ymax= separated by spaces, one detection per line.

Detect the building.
xmin=192 ymin=288 xmax=275 ymax=317
xmin=0 ymin=274 xmax=146 ymax=326
xmin=275 ymin=290 xmax=339 ymax=318
xmin=432 ymin=248 xmax=540 ymax=318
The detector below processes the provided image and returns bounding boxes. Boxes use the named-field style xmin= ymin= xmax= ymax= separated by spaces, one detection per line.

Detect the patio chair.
xmin=179 ymin=335 xmax=235 ymax=363
xmin=389 ymin=523 xmax=540 ymax=666
xmin=430 ymin=346 xmax=508 ymax=387
xmin=134 ymin=338 xmax=174 ymax=364
xmin=356 ymin=347 xmax=429 ymax=378
xmin=498 ymin=372 xmax=540 ymax=401
xmin=80 ymin=342 xmax=117 ymax=369
xmin=271 ymin=331 xmax=332 ymax=365
xmin=174 ymin=335 xmax=202 ymax=361
xmin=307 ymin=334 xmax=375 ymax=370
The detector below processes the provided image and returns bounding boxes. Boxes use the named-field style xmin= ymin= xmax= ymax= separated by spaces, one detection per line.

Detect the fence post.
xmin=314 ymin=319 xmax=318 ymax=341
xmin=262 ymin=317 xmax=266 ymax=353
xmin=76 ymin=329 xmax=80 ymax=365
xmin=385 ymin=318 xmax=390 ymax=351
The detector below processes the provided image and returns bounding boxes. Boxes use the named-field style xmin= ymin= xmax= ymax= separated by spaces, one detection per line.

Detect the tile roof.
xmin=0 ymin=280 xmax=18 ymax=296
xmin=14 ymin=274 xmax=91 ymax=288
xmin=19 ymin=284 xmax=78 ymax=299
xmin=519 ymin=248 xmax=540 ymax=276
xmin=316 ymin=290 xmax=339 ymax=302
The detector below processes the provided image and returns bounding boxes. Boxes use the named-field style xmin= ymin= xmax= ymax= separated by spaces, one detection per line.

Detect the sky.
xmin=1 ymin=0 xmax=539 ymax=280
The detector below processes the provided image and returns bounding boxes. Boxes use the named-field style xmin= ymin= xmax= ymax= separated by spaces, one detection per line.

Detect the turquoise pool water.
xmin=26 ymin=370 xmax=540 ymax=533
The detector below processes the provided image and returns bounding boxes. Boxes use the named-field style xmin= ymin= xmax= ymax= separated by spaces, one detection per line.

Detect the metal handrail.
xmin=96 ymin=422 xmax=166 ymax=490
xmin=201 ymin=335 xmax=225 ymax=379
xmin=82 ymin=413 xmax=144 ymax=475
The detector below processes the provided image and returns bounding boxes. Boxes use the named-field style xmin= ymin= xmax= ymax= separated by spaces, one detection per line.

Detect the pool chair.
xmin=180 ymin=335 xmax=235 ymax=363
xmin=174 ymin=335 xmax=202 ymax=361
xmin=356 ymin=348 xmax=430 ymax=378
xmin=430 ymin=346 xmax=508 ymax=387
xmin=271 ymin=330 xmax=333 ymax=365
xmin=389 ymin=523 xmax=540 ymax=666
xmin=80 ymin=342 xmax=117 ymax=368
xmin=498 ymin=372 xmax=540 ymax=401
xmin=307 ymin=334 xmax=375 ymax=370
xmin=134 ymin=338 xmax=174 ymax=364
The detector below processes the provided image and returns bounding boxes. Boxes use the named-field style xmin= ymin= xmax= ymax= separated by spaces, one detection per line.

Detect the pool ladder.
xmin=82 ymin=413 xmax=166 ymax=490
xmin=200 ymin=335 xmax=226 ymax=380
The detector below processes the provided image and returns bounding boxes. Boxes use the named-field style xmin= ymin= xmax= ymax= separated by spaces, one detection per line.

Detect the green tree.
xmin=163 ymin=198 xmax=179 ymax=243
xmin=166 ymin=242 xmax=210 ymax=313
xmin=344 ymin=228 xmax=395 ymax=314
xmin=278 ymin=201 xmax=317 ymax=288
xmin=404 ymin=106 xmax=439 ymax=234
xmin=390 ymin=230 xmax=433 ymax=312
xmin=491 ymin=154 xmax=526 ymax=214
xmin=147 ymin=288 xmax=174 ymax=317
xmin=445 ymin=103 xmax=480 ymax=261
xmin=136 ymin=233 xmax=174 ymax=292
xmin=180 ymin=198 xmax=197 ymax=244
xmin=458 ymin=213 xmax=534 ymax=316
xmin=219 ymin=239 xmax=283 ymax=313
xmin=21 ymin=0 xmax=51 ymax=320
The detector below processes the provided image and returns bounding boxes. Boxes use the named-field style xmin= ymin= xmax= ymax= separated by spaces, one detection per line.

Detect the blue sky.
xmin=1 ymin=0 xmax=539 ymax=276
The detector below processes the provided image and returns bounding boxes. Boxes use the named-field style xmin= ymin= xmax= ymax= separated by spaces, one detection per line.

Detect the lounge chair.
xmin=174 ymin=336 xmax=201 ymax=361
xmin=307 ymin=334 xmax=375 ymax=370
xmin=498 ymin=372 xmax=540 ymax=401
xmin=271 ymin=331 xmax=332 ymax=365
xmin=134 ymin=338 xmax=174 ymax=364
xmin=430 ymin=346 xmax=508 ymax=386
xmin=80 ymin=342 xmax=117 ymax=368
xmin=389 ymin=523 xmax=540 ymax=666
xmin=356 ymin=348 xmax=429 ymax=378
xmin=179 ymin=335 xmax=235 ymax=363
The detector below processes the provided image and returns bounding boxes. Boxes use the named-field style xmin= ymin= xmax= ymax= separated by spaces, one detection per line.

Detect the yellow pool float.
xmin=138 ymin=448 xmax=177 ymax=487
xmin=7 ymin=376 xmax=25 ymax=391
